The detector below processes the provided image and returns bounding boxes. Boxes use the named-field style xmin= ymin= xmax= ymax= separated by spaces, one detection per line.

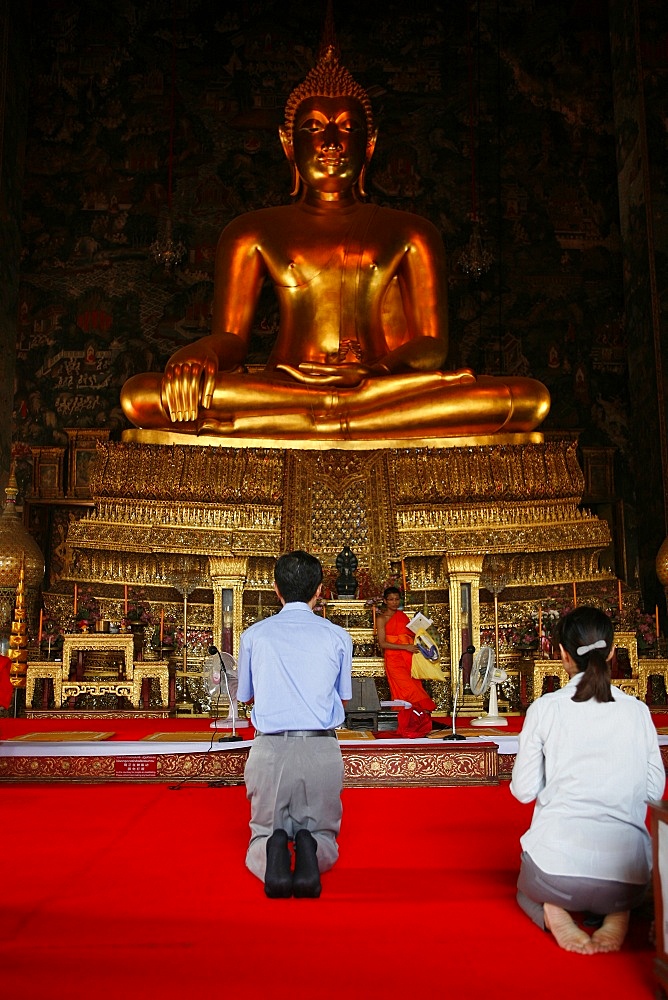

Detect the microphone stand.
xmin=209 ymin=645 xmax=243 ymax=743
xmin=442 ymin=645 xmax=475 ymax=741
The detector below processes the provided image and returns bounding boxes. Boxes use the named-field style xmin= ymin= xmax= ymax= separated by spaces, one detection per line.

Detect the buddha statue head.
xmin=279 ymin=45 xmax=377 ymax=198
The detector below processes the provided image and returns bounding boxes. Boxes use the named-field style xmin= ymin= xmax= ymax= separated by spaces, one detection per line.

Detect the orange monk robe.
xmin=383 ymin=610 xmax=436 ymax=712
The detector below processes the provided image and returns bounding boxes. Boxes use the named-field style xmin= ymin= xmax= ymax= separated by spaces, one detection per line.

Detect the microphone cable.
xmin=168 ymin=646 xmax=243 ymax=790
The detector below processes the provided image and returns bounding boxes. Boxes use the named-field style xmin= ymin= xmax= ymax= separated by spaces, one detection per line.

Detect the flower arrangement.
xmin=634 ymin=608 xmax=657 ymax=652
xmin=122 ymin=587 xmax=154 ymax=627
xmin=75 ymin=588 xmax=100 ymax=627
xmin=320 ymin=567 xmax=338 ymax=600
xmin=508 ymin=621 xmax=540 ymax=650
xmin=171 ymin=625 xmax=212 ymax=656
xmin=159 ymin=614 xmax=178 ymax=647
xmin=485 ymin=599 xmax=623 ymax=655
xmin=355 ymin=567 xmax=385 ymax=601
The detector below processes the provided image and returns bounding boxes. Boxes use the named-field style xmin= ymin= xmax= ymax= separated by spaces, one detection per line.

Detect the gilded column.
xmin=209 ymin=556 xmax=248 ymax=656
xmin=444 ymin=554 xmax=485 ymax=712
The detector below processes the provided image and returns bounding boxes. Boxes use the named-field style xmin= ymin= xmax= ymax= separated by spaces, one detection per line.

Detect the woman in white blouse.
xmin=510 ymin=605 xmax=665 ymax=954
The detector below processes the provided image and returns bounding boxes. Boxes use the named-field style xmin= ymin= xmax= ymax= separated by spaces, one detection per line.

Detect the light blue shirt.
xmin=237 ymin=602 xmax=353 ymax=732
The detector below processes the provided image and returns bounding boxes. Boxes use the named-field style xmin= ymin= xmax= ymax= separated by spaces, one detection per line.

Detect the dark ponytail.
xmin=555 ymin=606 xmax=614 ymax=703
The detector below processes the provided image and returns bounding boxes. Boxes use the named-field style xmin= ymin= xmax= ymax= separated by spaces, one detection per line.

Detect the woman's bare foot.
xmin=590 ymin=911 xmax=630 ymax=952
xmin=543 ymin=903 xmax=595 ymax=954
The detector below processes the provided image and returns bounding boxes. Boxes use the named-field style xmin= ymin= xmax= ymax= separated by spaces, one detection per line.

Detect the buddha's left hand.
xmin=276 ymin=362 xmax=376 ymax=387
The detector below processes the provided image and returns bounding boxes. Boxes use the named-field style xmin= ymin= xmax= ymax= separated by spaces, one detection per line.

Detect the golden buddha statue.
xmin=121 ymin=46 xmax=550 ymax=441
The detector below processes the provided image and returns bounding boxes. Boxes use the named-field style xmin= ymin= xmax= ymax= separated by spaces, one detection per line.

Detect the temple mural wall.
xmin=8 ymin=1 xmax=668 ymax=600
xmin=609 ymin=0 xmax=668 ymax=603
xmin=0 ymin=2 xmax=30 ymax=484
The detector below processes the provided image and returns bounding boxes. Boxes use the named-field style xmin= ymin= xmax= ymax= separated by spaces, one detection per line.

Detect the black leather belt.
xmin=258 ymin=729 xmax=337 ymax=738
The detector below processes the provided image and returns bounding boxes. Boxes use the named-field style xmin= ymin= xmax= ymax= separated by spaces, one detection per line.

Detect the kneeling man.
xmin=237 ymin=550 xmax=353 ymax=898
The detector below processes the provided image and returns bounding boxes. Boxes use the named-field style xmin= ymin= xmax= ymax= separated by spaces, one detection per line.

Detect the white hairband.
xmin=576 ymin=639 xmax=607 ymax=656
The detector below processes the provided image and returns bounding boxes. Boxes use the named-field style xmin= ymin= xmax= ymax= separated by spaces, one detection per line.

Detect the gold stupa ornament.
xmin=0 ymin=466 xmax=45 ymax=590
xmin=9 ymin=555 xmax=27 ymax=688
xmin=0 ymin=466 xmax=45 ymax=652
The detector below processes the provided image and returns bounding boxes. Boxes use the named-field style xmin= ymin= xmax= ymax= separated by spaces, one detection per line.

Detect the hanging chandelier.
xmin=459 ymin=215 xmax=494 ymax=279
xmin=150 ymin=216 xmax=186 ymax=272
xmin=149 ymin=12 xmax=185 ymax=272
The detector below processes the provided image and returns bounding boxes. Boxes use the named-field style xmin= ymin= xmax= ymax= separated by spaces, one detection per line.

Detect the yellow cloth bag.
xmin=410 ymin=629 xmax=445 ymax=681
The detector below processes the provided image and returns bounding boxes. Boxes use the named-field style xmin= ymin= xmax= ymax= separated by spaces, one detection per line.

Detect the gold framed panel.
xmin=580 ymin=446 xmax=616 ymax=502
xmin=614 ymin=630 xmax=639 ymax=678
xmin=30 ymin=447 xmax=65 ymax=499
xmin=65 ymin=429 xmax=110 ymax=498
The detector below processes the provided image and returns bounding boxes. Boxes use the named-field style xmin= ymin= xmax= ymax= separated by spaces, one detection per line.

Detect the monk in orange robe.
xmin=376 ymin=587 xmax=435 ymax=712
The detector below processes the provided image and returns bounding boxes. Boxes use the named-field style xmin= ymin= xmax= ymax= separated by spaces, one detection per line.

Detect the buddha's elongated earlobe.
xmin=357 ymin=129 xmax=377 ymax=198
xmin=288 ymin=163 xmax=302 ymax=198
xmin=279 ymin=125 xmax=301 ymax=198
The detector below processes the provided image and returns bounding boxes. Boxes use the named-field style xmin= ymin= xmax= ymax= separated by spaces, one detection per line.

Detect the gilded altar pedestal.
xmin=57 ymin=433 xmax=613 ymax=714
xmin=0 ymin=739 xmax=499 ymax=786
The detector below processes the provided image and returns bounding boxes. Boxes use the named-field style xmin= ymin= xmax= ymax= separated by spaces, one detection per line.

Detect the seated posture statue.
xmin=121 ymin=46 xmax=550 ymax=441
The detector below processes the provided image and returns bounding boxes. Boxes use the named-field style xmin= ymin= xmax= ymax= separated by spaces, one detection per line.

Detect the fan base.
xmin=470 ymin=714 xmax=508 ymax=727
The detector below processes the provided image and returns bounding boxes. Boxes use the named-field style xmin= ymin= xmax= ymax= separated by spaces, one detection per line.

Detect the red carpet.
xmin=0 ymin=782 xmax=660 ymax=999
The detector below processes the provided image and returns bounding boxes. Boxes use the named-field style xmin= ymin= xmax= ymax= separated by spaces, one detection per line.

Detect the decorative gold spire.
xmin=9 ymin=553 xmax=27 ymax=688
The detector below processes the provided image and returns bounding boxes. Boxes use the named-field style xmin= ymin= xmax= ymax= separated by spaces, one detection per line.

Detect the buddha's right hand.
xmin=161 ymin=354 xmax=219 ymax=422
xmin=277 ymin=361 xmax=373 ymax=387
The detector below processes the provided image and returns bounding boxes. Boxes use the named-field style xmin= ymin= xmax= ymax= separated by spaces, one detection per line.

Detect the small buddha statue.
xmin=335 ymin=546 xmax=358 ymax=597
xmin=121 ymin=45 xmax=550 ymax=441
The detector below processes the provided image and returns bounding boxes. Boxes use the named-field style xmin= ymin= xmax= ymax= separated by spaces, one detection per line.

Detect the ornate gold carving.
xmin=342 ymin=744 xmax=498 ymax=786
xmin=531 ymin=634 xmax=645 ymax=701
xmin=209 ymin=557 xmax=249 ymax=578
xmin=532 ymin=660 xmax=569 ymax=700
xmin=91 ymin=442 xmax=286 ymax=504
xmin=0 ymin=744 xmax=498 ymax=786
xmin=26 ymin=661 xmax=63 ymax=709
xmin=613 ymin=678 xmax=639 ymax=698
xmin=283 ymin=451 xmax=395 ymax=576
xmin=132 ymin=662 xmax=170 ymax=708
xmin=614 ymin=631 xmax=639 ymax=677
xmin=28 ymin=634 xmax=166 ymax=708
xmin=56 ymin=438 xmax=614 ymax=702
xmin=62 ymin=634 xmax=135 ymax=675
xmin=638 ymin=658 xmax=668 ymax=704
xmin=0 ymin=755 xmax=117 ymax=780
xmin=390 ymin=441 xmax=584 ymax=503
xmin=62 ymin=681 xmax=134 ymax=700
xmin=443 ymin=554 xmax=486 ymax=575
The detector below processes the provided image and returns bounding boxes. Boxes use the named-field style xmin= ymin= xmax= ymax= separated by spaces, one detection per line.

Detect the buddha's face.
xmin=292 ymin=95 xmax=369 ymax=194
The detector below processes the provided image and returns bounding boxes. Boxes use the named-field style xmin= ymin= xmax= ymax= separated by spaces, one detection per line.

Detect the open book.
xmin=406 ymin=611 xmax=433 ymax=634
